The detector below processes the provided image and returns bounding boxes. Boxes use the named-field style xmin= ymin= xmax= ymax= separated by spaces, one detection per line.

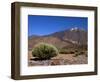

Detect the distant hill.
xmin=28 ymin=27 xmax=87 ymax=50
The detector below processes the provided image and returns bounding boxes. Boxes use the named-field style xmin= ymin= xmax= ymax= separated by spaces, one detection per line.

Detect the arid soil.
xmin=28 ymin=51 xmax=87 ymax=66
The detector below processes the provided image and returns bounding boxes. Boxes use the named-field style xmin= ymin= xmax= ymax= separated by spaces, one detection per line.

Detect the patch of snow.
xmin=70 ymin=27 xmax=79 ymax=31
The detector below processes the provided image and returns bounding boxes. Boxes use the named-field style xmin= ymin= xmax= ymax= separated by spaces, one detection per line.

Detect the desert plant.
xmin=59 ymin=49 xmax=75 ymax=54
xmin=32 ymin=43 xmax=59 ymax=59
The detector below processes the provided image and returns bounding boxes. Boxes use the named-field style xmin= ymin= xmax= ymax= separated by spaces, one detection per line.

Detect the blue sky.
xmin=28 ymin=15 xmax=88 ymax=36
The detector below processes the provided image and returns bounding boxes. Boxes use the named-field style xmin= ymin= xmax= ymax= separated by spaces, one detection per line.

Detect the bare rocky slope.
xmin=28 ymin=27 xmax=87 ymax=50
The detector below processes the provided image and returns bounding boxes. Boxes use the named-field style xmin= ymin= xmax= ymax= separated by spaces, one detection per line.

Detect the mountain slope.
xmin=28 ymin=27 xmax=87 ymax=50
xmin=49 ymin=27 xmax=87 ymax=45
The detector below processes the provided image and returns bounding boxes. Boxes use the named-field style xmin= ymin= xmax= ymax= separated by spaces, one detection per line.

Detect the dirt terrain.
xmin=28 ymin=51 xmax=87 ymax=66
xmin=28 ymin=27 xmax=87 ymax=66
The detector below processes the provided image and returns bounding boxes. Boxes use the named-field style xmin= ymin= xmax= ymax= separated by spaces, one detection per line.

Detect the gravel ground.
xmin=28 ymin=51 xmax=87 ymax=66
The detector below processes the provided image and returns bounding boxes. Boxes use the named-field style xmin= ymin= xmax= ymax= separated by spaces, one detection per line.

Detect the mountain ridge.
xmin=28 ymin=27 xmax=87 ymax=50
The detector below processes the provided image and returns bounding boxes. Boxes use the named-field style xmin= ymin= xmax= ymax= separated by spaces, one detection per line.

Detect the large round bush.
xmin=32 ymin=43 xmax=59 ymax=59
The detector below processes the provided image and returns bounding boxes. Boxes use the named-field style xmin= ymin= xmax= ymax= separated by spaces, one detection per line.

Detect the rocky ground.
xmin=28 ymin=51 xmax=87 ymax=66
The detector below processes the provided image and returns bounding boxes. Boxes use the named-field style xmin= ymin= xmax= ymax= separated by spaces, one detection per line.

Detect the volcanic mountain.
xmin=28 ymin=27 xmax=87 ymax=50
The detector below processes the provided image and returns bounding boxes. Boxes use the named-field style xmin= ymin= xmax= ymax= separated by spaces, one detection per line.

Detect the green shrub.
xmin=59 ymin=49 xmax=66 ymax=54
xmin=32 ymin=43 xmax=59 ymax=59
xmin=59 ymin=49 xmax=75 ymax=54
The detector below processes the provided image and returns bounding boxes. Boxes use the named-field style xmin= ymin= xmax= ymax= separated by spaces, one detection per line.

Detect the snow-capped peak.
xmin=70 ymin=27 xmax=79 ymax=31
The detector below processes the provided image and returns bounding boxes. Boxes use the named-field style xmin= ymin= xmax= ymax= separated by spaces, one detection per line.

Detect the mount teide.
xmin=28 ymin=27 xmax=87 ymax=50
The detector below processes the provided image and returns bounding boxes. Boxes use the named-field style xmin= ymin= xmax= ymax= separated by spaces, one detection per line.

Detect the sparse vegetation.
xmin=32 ymin=43 xmax=59 ymax=60
xmin=59 ymin=48 xmax=75 ymax=54
xmin=58 ymin=46 xmax=87 ymax=58
xmin=28 ymin=27 xmax=88 ymax=66
xmin=74 ymin=51 xmax=86 ymax=57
